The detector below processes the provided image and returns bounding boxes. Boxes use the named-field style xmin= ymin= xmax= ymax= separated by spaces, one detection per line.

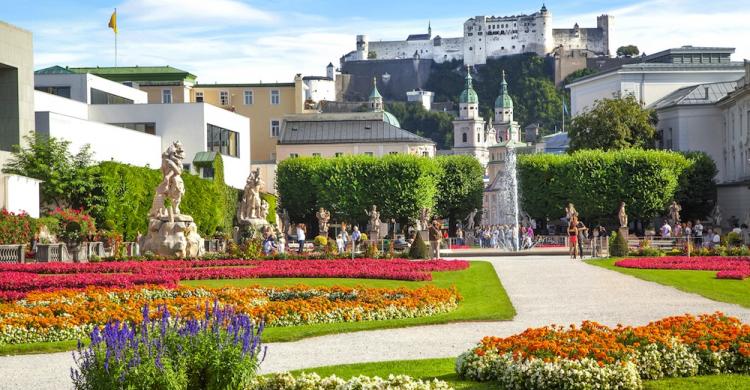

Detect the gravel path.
xmin=2 ymin=255 xmax=750 ymax=389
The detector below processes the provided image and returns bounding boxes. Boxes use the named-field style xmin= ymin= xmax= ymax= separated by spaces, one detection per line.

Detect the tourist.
xmin=296 ymin=223 xmax=306 ymax=254
xmin=732 ymin=223 xmax=742 ymax=235
xmin=660 ymin=221 xmax=672 ymax=238
xmin=335 ymin=234 xmax=345 ymax=253
xmin=341 ymin=223 xmax=350 ymax=251
xmin=456 ymin=227 xmax=464 ymax=246
xmin=706 ymin=229 xmax=716 ymax=248
xmin=567 ymin=216 xmax=579 ymax=259
xmin=429 ymin=220 xmax=442 ymax=259
xmin=262 ymin=234 xmax=277 ymax=256
xmin=523 ymin=225 xmax=534 ymax=249
xmin=490 ymin=226 xmax=498 ymax=248
xmin=712 ymin=230 xmax=721 ymax=247
xmin=351 ymin=226 xmax=361 ymax=252
xmin=694 ymin=220 xmax=704 ymax=247
xmin=673 ymin=223 xmax=682 ymax=238
xmin=576 ymin=219 xmax=588 ymax=259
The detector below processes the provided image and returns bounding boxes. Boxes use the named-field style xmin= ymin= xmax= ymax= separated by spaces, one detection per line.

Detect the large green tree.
xmin=568 ymin=95 xmax=657 ymax=151
xmin=2 ymin=134 xmax=99 ymax=211
xmin=674 ymin=151 xmax=718 ymax=222
xmin=617 ymin=45 xmax=640 ymax=57
xmin=518 ymin=149 xmax=691 ymax=224
xmin=434 ymin=155 xmax=484 ymax=234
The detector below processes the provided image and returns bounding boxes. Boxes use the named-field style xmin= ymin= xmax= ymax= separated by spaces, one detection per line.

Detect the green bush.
xmin=408 ymin=232 xmax=430 ymax=259
xmin=313 ymin=235 xmax=328 ymax=247
xmin=0 ymin=209 xmax=35 ymax=245
xmin=518 ymin=149 xmax=690 ymax=223
xmin=726 ymin=232 xmax=743 ymax=247
xmin=434 ymin=155 xmax=484 ymax=234
xmin=609 ymin=231 xmax=629 ymax=257
xmin=91 ymin=155 xmax=241 ymax=240
xmin=364 ymin=241 xmax=380 ymax=258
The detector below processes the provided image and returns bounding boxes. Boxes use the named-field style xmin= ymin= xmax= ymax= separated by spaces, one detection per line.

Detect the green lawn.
xmin=288 ymin=357 xmax=750 ymax=390
xmin=587 ymin=258 xmax=750 ymax=307
xmin=1 ymin=261 xmax=514 ymax=355
xmin=183 ymin=260 xmax=515 ymax=342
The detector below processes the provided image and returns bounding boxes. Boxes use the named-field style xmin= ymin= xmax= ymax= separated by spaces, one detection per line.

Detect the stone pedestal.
xmin=237 ymin=218 xmax=272 ymax=242
xmin=141 ymin=215 xmax=204 ymax=258
xmin=619 ymin=226 xmax=629 ymax=241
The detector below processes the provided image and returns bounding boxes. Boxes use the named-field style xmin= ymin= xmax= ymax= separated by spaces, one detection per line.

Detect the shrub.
xmin=313 ymin=235 xmax=328 ymax=248
xmin=0 ymin=209 xmax=35 ymax=245
xmin=48 ymin=208 xmax=96 ymax=244
xmin=71 ymin=304 xmax=265 ymax=390
xmin=359 ymin=233 xmax=369 ymax=242
xmin=726 ymin=232 xmax=743 ymax=247
xmin=364 ymin=242 xmax=380 ymax=258
xmin=409 ymin=233 xmax=430 ymax=259
xmin=609 ymin=231 xmax=629 ymax=257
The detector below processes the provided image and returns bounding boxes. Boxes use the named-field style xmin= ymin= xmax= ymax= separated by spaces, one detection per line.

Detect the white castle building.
xmin=344 ymin=5 xmax=613 ymax=65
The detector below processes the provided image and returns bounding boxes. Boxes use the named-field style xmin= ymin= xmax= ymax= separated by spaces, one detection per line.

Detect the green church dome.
xmin=495 ymin=70 xmax=513 ymax=109
xmin=459 ymin=68 xmax=479 ymax=104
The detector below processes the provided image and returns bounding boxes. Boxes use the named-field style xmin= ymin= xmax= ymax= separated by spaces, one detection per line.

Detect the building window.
xmin=422 ymin=151 xmax=429 ymax=157
xmin=220 ymin=91 xmax=229 ymax=106
xmin=162 ymin=89 xmax=172 ymax=104
xmin=462 ymin=133 xmax=467 ymax=143
xmin=35 ymin=86 xmax=71 ymax=98
xmin=270 ymin=120 xmax=280 ymax=137
xmin=335 ymin=152 xmax=343 ymax=157
xmin=290 ymin=153 xmax=299 ymax=158
xmin=90 ymin=88 xmax=133 ymax=104
xmin=109 ymin=122 xmax=156 ymax=135
xmin=201 ymin=165 xmax=215 ymax=179
xmin=244 ymin=90 xmax=253 ymax=105
xmin=183 ymin=163 xmax=191 ymax=173
xmin=206 ymin=123 xmax=240 ymax=157
xmin=195 ymin=91 xmax=204 ymax=102
xmin=477 ymin=133 xmax=480 ymax=142
xmin=312 ymin=153 xmax=321 ymax=157
xmin=271 ymin=90 xmax=280 ymax=105
xmin=390 ymin=151 xmax=398 ymax=155
xmin=364 ymin=152 xmax=374 ymax=156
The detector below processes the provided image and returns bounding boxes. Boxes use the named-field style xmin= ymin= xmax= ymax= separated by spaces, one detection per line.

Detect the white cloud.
xmin=118 ymin=0 xmax=276 ymax=24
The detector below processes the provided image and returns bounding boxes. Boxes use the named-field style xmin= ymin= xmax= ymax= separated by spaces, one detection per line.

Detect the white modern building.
xmin=567 ymin=47 xmax=745 ymax=116
xmin=33 ymin=70 xmax=251 ymax=189
xmin=406 ymin=89 xmax=434 ymax=111
xmin=652 ymin=61 xmax=750 ymax=225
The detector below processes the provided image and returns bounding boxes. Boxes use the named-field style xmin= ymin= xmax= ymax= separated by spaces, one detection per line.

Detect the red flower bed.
xmin=0 ymin=259 xmax=469 ymax=300
xmin=615 ymin=256 xmax=750 ymax=280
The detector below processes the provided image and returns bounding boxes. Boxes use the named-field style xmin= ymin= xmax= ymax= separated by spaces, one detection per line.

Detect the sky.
xmin=2 ymin=0 xmax=749 ymax=83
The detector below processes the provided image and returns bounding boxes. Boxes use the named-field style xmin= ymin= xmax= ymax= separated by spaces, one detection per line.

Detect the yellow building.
xmin=193 ymin=75 xmax=307 ymax=162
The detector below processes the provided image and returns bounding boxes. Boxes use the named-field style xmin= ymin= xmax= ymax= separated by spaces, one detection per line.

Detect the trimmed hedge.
xmin=518 ymin=149 xmax=691 ymax=223
xmin=92 ymin=155 xmax=243 ymax=240
xmin=276 ymin=155 xmax=443 ymax=231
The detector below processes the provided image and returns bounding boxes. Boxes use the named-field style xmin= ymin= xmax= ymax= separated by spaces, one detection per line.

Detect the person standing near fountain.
xmin=428 ymin=220 xmax=442 ymax=259
xmin=576 ymin=219 xmax=588 ymax=259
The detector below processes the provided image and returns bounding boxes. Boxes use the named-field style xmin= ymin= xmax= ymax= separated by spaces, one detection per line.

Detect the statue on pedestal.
xmin=278 ymin=208 xmax=291 ymax=237
xmin=710 ymin=205 xmax=723 ymax=228
xmin=418 ymin=207 xmax=431 ymax=231
xmin=668 ymin=201 xmax=682 ymax=226
xmin=618 ymin=201 xmax=628 ymax=228
xmin=464 ymin=208 xmax=478 ymax=231
xmin=142 ymin=141 xmax=204 ymax=258
xmin=565 ymin=203 xmax=578 ymax=221
xmin=316 ymin=207 xmax=331 ymax=235
xmin=365 ymin=205 xmax=382 ymax=241
xmin=238 ymin=168 xmax=265 ymax=223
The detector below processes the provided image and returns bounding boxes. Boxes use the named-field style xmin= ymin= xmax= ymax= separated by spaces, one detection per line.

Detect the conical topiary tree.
xmin=609 ymin=231 xmax=629 ymax=257
xmin=409 ymin=233 xmax=429 ymax=259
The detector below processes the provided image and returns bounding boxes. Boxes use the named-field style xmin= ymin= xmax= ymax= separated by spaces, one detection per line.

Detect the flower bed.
xmin=0 ymin=284 xmax=460 ymax=344
xmin=0 ymin=259 xmax=470 ymax=300
xmin=456 ymin=313 xmax=750 ymax=390
xmin=615 ymin=256 xmax=750 ymax=279
xmin=251 ymin=372 xmax=451 ymax=389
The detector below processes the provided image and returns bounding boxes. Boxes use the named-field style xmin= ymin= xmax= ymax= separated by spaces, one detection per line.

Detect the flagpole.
xmin=114 ymin=8 xmax=118 ymax=67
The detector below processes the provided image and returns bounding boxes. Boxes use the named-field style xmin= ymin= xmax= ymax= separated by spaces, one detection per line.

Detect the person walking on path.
xmin=351 ymin=226 xmax=361 ymax=253
xmin=568 ymin=216 xmax=579 ymax=259
xmin=296 ymin=223 xmax=306 ymax=254
xmin=429 ymin=220 xmax=442 ymax=259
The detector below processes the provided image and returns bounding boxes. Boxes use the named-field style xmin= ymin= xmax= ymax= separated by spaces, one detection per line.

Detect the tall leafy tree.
xmin=434 ymin=155 xmax=484 ymax=234
xmin=386 ymin=102 xmax=455 ymax=149
xmin=616 ymin=45 xmax=640 ymax=57
xmin=2 ymin=134 xmax=98 ymax=211
xmin=674 ymin=151 xmax=718 ymax=222
xmin=568 ymin=95 xmax=656 ymax=151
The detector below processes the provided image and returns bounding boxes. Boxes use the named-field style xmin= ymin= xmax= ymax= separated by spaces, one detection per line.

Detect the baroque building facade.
xmin=343 ymin=5 xmax=612 ymax=66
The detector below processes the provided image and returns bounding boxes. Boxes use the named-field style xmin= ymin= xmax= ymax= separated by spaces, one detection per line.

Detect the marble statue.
xmin=464 ymin=208 xmax=478 ymax=231
xmin=418 ymin=207 xmax=431 ymax=231
xmin=148 ymin=141 xmax=186 ymax=223
xmin=260 ymin=199 xmax=270 ymax=220
xmin=238 ymin=168 xmax=264 ymax=222
xmin=365 ymin=205 xmax=382 ymax=240
xmin=565 ymin=203 xmax=578 ymax=221
xmin=142 ymin=141 xmax=204 ymax=258
xmin=278 ymin=208 xmax=291 ymax=236
xmin=316 ymin=207 xmax=331 ymax=235
xmin=668 ymin=201 xmax=682 ymax=225
xmin=618 ymin=202 xmax=628 ymax=228
xmin=710 ymin=204 xmax=723 ymax=227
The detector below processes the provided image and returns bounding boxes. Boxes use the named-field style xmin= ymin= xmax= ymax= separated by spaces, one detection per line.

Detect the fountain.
xmin=495 ymin=145 xmax=521 ymax=251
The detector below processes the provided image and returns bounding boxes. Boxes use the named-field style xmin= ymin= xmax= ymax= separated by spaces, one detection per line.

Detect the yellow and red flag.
xmin=108 ymin=9 xmax=118 ymax=34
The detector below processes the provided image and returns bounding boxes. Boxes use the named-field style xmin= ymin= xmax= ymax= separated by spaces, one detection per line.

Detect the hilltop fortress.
xmin=342 ymin=5 xmax=613 ymax=65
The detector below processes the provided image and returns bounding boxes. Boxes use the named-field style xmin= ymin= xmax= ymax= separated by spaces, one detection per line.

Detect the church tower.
xmin=493 ymin=70 xmax=519 ymax=142
xmin=369 ymin=77 xmax=383 ymax=111
xmin=452 ymin=66 xmax=489 ymax=166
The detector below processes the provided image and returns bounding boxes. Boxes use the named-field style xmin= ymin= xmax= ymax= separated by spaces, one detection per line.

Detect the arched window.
xmin=462 ymin=133 xmax=467 ymax=143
